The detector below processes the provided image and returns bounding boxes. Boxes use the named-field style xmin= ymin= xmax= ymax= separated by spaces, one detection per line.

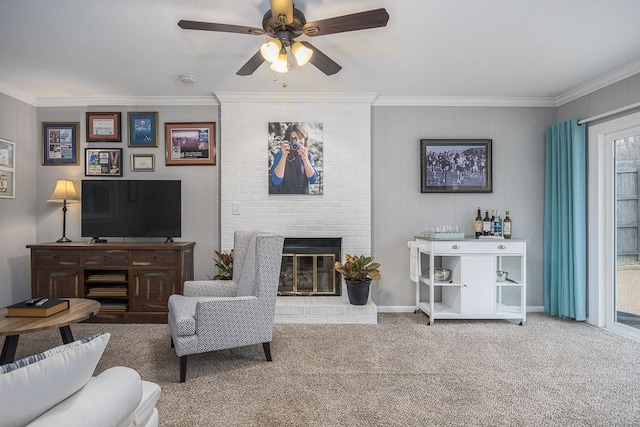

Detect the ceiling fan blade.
xmin=300 ymin=42 xmax=342 ymax=76
xmin=270 ymin=0 xmax=294 ymax=24
xmin=236 ymin=50 xmax=266 ymax=76
xmin=303 ymin=8 xmax=389 ymax=37
xmin=178 ymin=20 xmax=264 ymax=35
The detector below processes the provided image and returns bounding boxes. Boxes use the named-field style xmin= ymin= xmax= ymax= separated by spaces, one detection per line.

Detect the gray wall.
xmin=0 ymin=93 xmax=37 ymax=307
xmin=558 ymin=73 xmax=640 ymax=122
xmin=371 ymin=106 xmax=557 ymax=308
xmin=35 ymin=105 xmax=220 ymax=285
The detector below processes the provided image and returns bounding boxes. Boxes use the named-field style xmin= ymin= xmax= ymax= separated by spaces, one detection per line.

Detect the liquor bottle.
xmin=494 ymin=210 xmax=502 ymax=237
xmin=503 ymin=210 xmax=512 ymax=239
xmin=483 ymin=210 xmax=491 ymax=236
xmin=490 ymin=210 xmax=496 ymax=235
xmin=475 ymin=207 xmax=483 ymax=238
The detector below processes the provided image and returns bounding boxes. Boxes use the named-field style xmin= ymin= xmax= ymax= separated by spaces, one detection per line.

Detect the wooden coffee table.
xmin=0 ymin=298 xmax=101 ymax=365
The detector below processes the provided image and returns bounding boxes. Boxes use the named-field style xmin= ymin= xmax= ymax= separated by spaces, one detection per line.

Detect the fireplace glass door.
xmin=278 ymin=253 xmax=337 ymax=295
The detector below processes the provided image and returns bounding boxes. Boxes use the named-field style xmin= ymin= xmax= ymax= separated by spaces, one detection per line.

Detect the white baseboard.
xmin=377 ymin=305 xmax=546 ymax=313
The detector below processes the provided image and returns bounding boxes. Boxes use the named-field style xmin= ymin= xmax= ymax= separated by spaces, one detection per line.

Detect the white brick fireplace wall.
xmin=217 ymin=92 xmax=375 ymax=323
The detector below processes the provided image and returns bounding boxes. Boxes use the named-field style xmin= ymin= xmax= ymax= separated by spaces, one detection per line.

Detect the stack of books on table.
xmin=5 ymin=298 xmax=70 ymax=317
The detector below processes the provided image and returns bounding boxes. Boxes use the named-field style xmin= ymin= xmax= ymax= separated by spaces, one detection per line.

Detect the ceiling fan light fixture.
xmin=291 ymin=42 xmax=313 ymax=66
xmin=260 ymin=40 xmax=282 ymax=63
xmin=270 ymin=52 xmax=289 ymax=73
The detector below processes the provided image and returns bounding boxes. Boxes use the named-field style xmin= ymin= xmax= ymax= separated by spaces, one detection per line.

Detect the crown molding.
xmin=372 ymin=96 xmax=557 ymax=108
xmin=556 ymin=59 xmax=640 ymax=106
xmin=213 ymin=91 xmax=378 ymax=104
xmin=34 ymin=95 xmax=219 ymax=107
xmin=0 ymin=82 xmax=37 ymax=106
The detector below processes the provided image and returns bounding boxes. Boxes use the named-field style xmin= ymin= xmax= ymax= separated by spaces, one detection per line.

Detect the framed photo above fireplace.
xmin=268 ymin=121 xmax=324 ymax=195
xmin=420 ymin=139 xmax=492 ymax=193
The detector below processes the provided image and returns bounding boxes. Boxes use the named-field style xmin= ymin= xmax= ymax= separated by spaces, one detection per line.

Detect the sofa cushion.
xmin=29 ymin=366 xmax=142 ymax=427
xmin=0 ymin=332 xmax=110 ymax=427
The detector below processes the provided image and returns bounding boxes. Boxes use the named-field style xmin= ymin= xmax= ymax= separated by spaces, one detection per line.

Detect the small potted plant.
xmin=334 ymin=254 xmax=381 ymax=305
xmin=211 ymin=250 xmax=233 ymax=280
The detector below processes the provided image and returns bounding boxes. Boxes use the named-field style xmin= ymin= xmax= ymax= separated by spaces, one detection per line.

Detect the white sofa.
xmin=0 ymin=333 xmax=160 ymax=427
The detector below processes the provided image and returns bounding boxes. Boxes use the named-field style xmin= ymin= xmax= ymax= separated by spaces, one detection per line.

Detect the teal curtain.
xmin=544 ymin=119 xmax=587 ymax=320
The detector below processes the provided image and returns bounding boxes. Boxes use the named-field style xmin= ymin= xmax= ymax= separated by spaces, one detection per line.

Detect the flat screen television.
xmin=81 ymin=180 xmax=181 ymax=241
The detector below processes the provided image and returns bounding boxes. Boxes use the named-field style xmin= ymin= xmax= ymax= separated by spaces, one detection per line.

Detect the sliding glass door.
xmin=612 ymin=131 xmax=640 ymax=338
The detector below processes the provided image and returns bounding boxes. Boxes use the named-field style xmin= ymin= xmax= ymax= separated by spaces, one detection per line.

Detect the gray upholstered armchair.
xmin=168 ymin=231 xmax=285 ymax=382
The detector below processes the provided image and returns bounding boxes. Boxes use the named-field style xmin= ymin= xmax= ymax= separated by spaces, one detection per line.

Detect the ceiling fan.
xmin=178 ymin=0 xmax=389 ymax=76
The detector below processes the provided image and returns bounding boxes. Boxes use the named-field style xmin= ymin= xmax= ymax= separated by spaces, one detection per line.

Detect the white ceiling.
xmin=2 ymin=0 xmax=640 ymax=106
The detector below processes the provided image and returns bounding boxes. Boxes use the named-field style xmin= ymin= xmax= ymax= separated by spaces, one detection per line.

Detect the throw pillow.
xmin=0 ymin=332 xmax=110 ymax=427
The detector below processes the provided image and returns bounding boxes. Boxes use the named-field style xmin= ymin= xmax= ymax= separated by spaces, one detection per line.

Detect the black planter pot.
xmin=345 ymin=280 xmax=371 ymax=305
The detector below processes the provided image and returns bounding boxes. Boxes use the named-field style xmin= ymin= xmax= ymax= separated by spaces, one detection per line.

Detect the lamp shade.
xmin=269 ymin=52 xmax=289 ymax=73
xmin=260 ymin=40 xmax=282 ymax=63
xmin=291 ymin=42 xmax=313 ymax=66
xmin=47 ymin=179 xmax=80 ymax=203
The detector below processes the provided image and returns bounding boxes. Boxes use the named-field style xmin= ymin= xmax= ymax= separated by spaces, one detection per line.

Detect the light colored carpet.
xmin=8 ymin=313 xmax=640 ymax=427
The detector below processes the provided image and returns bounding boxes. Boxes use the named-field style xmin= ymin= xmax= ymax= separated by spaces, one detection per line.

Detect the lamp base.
xmin=56 ymin=236 xmax=72 ymax=243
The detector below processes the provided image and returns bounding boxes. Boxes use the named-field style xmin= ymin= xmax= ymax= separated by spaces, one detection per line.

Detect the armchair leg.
xmin=180 ymin=355 xmax=187 ymax=383
xmin=171 ymin=337 xmax=174 ymax=348
xmin=262 ymin=342 xmax=272 ymax=362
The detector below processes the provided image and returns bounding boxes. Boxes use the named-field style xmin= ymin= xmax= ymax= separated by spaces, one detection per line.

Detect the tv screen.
xmin=81 ymin=180 xmax=181 ymax=239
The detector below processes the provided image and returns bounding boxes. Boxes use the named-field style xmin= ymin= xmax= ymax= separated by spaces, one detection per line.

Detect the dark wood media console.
xmin=26 ymin=242 xmax=195 ymax=323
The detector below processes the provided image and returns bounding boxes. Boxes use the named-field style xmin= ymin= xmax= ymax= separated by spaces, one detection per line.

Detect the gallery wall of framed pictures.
xmin=40 ymin=111 xmax=217 ymax=178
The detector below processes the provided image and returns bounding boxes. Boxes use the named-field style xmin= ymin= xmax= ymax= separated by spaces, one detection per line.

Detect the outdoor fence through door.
xmin=614 ymin=134 xmax=640 ymax=332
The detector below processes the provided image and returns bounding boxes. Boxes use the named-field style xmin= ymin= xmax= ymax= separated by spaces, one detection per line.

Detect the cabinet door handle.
xmin=498 ymin=245 xmax=506 ymax=250
xmin=451 ymin=245 xmax=460 ymax=249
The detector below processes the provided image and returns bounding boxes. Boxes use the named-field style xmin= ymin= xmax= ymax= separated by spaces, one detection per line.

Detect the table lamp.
xmin=47 ymin=179 xmax=80 ymax=243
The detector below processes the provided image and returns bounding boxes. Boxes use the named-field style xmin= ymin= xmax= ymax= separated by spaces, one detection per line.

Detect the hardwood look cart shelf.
xmin=26 ymin=242 xmax=195 ymax=323
xmin=413 ymin=238 xmax=526 ymax=325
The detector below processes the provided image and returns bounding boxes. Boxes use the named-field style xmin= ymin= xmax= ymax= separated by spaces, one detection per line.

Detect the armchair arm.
xmin=183 ymin=280 xmax=238 ymax=297
xmin=195 ymin=296 xmax=258 ymax=325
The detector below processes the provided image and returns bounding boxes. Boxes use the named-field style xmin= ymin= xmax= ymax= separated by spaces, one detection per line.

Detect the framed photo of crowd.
xmin=420 ymin=139 xmax=492 ymax=193
xmin=165 ymin=122 xmax=216 ymax=165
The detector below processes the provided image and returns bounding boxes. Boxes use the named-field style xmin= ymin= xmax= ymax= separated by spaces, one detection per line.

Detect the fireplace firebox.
xmin=278 ymin=238 xmax=342 ymax=296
